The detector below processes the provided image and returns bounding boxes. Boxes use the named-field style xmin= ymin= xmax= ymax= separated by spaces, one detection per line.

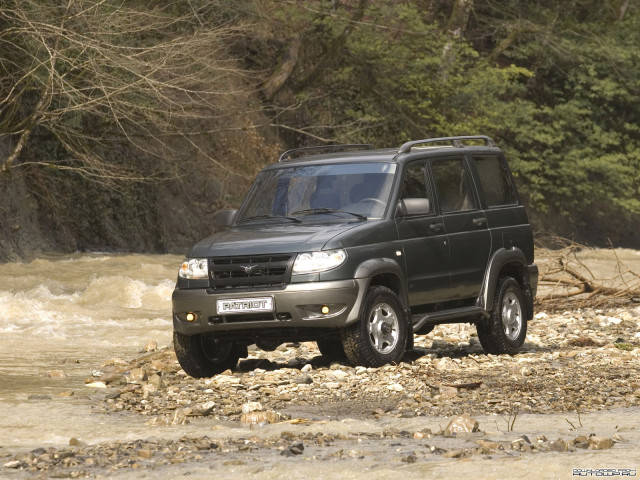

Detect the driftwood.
xmin=535 ymin=235 xmax=640 ymax=310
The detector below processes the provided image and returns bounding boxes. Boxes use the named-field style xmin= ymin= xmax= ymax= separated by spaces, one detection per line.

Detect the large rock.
xmin=588 ymin=436 xmax=615 ymax=450
xmin=444 ymin=414 xmax=480 ymax=435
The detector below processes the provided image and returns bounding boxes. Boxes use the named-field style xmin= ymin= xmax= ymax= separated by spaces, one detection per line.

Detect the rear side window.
xmin=472 ymin=155 xmax=518 ymax=207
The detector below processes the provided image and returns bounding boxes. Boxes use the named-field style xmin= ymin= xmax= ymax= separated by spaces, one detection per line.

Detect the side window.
xmin=431 ymin=158 xmax=477 ymax=213
xmin=401 ymin=162 xmax=430 ymax=199
xmin=473 ymin=155 xmax=518 ymax=207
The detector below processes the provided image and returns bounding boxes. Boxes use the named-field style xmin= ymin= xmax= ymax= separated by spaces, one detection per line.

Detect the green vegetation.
xmin=1 ymin=0 xmax=639 ymax=256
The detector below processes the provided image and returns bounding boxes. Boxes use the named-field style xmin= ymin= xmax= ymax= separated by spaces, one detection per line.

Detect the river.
xmin=0 ymin=253 xmax=638 ymax=479
xmin=0 ymin=254 xmax=193 ymax=447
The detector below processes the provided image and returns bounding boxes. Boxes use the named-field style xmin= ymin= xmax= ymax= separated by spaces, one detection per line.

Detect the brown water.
xmin=1 ymin=253 xmax=639 ymax=479
xmin=0 ymin=254 xmax=188 ymax=448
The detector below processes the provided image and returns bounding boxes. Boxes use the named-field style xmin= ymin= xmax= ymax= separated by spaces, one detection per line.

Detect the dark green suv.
xmin=172 ymin=136 xmax=538 ymax=378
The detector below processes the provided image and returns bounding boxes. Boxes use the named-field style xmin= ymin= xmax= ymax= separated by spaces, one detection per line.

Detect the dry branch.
xmin=535 ymin=235 xmax=640 ymax=310
xmin=0 ymin=0 xmax=261 ymax=186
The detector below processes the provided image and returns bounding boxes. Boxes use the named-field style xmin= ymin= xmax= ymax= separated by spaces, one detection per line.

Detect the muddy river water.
xmin=0 ymin=253 xmax=638 ymax=479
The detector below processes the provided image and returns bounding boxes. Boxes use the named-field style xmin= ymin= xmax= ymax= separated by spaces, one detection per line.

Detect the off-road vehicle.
xmin=172 ymin=136 xmax=538 ymax=378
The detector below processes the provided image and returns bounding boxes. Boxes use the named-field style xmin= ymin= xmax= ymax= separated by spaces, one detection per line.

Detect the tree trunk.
xmin=262 ymin=34 xmax=302 ymax=101
xmin=294 ymin=0 xmax=369 ymax=90
xmin=441 ymin=0 xmax=474 ymax=79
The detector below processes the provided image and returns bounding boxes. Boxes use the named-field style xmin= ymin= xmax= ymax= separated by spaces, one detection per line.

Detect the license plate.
xmin=216 ymin=297 xmax=274 ymax=315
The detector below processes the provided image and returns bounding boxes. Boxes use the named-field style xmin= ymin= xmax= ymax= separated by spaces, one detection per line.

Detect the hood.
xmin=188 ymin=221 xmax=364 ymax=257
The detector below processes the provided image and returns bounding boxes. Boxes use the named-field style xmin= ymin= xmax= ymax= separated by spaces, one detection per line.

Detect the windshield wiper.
xmin=239 ymin=214 xmax=301 ymax=224
xmin=291 ymin=208 xmax=367 ymax=221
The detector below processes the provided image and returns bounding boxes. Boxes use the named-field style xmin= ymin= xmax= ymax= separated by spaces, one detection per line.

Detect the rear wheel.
xmin=173 ymin=331 xmax=246 ymax=378
xmin=476 ymin=276 xmax=527 ymax=355
xmin=342 ymin=286 xmax=408 ymax=367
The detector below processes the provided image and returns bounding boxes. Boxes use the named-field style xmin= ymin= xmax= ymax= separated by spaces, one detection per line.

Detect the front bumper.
xmin=172 ymin=279 xmax=368 ymax=336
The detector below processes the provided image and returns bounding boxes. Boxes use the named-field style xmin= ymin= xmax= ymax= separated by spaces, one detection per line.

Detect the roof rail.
xmin=398 ymin=135 xmax=496 ymax=154
xmin=278 ymin=144 xmax=373 ymax=162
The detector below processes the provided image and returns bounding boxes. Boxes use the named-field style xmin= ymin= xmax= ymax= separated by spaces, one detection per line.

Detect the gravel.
xmin=4 ymin=305 xmax=639 ymax=477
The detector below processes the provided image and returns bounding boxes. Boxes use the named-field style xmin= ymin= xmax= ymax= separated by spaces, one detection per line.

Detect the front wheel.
xmin=341 ymin=286 xmax=408 ymax=367
xmin=476 ymin=276 xmax=527 ymax=355
xmin=173 ymin=331 xmax=246 ymax=378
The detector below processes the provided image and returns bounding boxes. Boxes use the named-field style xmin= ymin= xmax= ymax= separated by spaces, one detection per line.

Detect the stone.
xmin=571 ymin=435 xmax=589 ymax=449
xmin=477 ymin=440 xmax=502 ymax=451
xmin=288 ymin=442 xmax=304 ymax=455
xmin=442 ymin=449 xmax=466 ymax=458
xmin=171 ymin=408 xmax=189 ymax=425
xmin=439 ymin=385 xmax=458 ymax=397
xmin=549 ymin=438 xmax=568 ymax=452
xmin=241 ymin=402 xmax=263 ymax=414
xmin=147 ymin=373 xmax=164 ymax=389
xmin=588 ymin=436 xmax=615 ymax=450
xmin=292 ymin=374 xmax=313 ymax=385
xmin=444 ymin=414 xmax=480 ymax=435
xmin=128 ymin=368 xmax=148 ymax=383
xmin=192 ymin=401 xmax=216 ymax=416
xmin=434 ymin=357 xmax=458 ymax=371
xmin=85 ymin=381 xmax=107 ymax=389
xmin=142 ymin=384 xmax=156 ymax=399
xmin=101 ymin=374 xmax=127 ymax=386
xmin=69 ymin=438 xmax=87 ymax=447
xmin=241 ymin=410 xmax=282 ymax=426
xmin=103 ymin=358 xmax=129 ymax=367
xmin=46 ymin=370 xmax=67 ymax=378
xmin=144 ymin=340 xmax=158 ymax=352
xmin=328 ymin=369 xmax=349 ymax=379
xmin=137 ymin=449 xmax=153 ymax=459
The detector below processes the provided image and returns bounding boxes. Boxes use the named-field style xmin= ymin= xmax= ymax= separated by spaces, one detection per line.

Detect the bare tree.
xmin=0 ymin=0 xmax=256 ymax=185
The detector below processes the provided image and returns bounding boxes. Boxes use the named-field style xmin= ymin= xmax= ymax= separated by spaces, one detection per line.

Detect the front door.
xmin=396 ymin=160 xmax=451 ymax=306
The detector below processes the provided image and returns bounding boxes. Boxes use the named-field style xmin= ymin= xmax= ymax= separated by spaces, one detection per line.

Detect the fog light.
xmin=186 ymin=312 xmax=196 ymax=322
xmin=321 ymin=305 xmax=330 ymax=315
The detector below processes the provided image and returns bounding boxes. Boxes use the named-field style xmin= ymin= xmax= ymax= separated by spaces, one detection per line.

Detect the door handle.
xmin=472 ymin=217 xmax=487 ymax=227
xmin=429 ymin=222 xmax=444 ymax=233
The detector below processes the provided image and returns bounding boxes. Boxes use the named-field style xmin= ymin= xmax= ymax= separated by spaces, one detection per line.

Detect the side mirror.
xmin=215 ymin=209 xmax=237 ymax=227
xmin=396 ymin=198 xmax=431 ymax=217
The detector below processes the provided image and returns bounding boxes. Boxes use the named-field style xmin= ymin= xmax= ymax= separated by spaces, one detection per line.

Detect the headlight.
xmin=179 ymin=258 xmax=209 ymax=279
xmin=292 ymin=249 xmax=347 ymax=275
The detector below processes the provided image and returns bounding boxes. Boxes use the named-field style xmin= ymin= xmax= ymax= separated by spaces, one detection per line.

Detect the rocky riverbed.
xmin=3 ymin=304 xmax=640 ymax=478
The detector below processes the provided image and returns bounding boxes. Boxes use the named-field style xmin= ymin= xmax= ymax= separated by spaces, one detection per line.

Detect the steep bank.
xmin=0 ymin=171 xmax=220 ymax=261
xmin=0 ymin=125 xmax=279 ymax=262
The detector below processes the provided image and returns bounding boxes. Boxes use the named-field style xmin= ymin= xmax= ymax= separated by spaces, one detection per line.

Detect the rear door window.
xmin=431 ymin=157 xmax=477 ymax=213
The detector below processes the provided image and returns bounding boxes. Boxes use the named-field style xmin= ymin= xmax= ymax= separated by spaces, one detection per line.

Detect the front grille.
xmin=209 ymin=254 xmax=293 ymax=290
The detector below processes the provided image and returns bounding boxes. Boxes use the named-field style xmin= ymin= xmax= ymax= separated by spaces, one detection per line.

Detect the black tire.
xmin=316 ymin=335 xmax=347 ymax=361
xmin=173 ymin=331 xmax=245 ymax=378
xmin=341 ymin=286 xmax=408 ymax=367
xmin=476 ymin=276 xmax=527 ymax=355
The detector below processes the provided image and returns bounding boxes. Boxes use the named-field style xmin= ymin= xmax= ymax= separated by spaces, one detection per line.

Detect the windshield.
xmin=237 ymin=162 xmax=397 ymax=224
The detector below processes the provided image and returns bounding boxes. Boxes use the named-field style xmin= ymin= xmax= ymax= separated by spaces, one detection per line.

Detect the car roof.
xmin=266 ymin=143 xmax=503 ymax=170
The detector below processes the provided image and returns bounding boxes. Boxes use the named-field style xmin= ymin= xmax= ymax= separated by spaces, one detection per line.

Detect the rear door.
xmin=430 ymin=156 xmax=491 ymax=300
xmin=469 ymin=154 xmax=534 ymax=262
xmin=395 ymin=160 xmax=451 ymax=305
